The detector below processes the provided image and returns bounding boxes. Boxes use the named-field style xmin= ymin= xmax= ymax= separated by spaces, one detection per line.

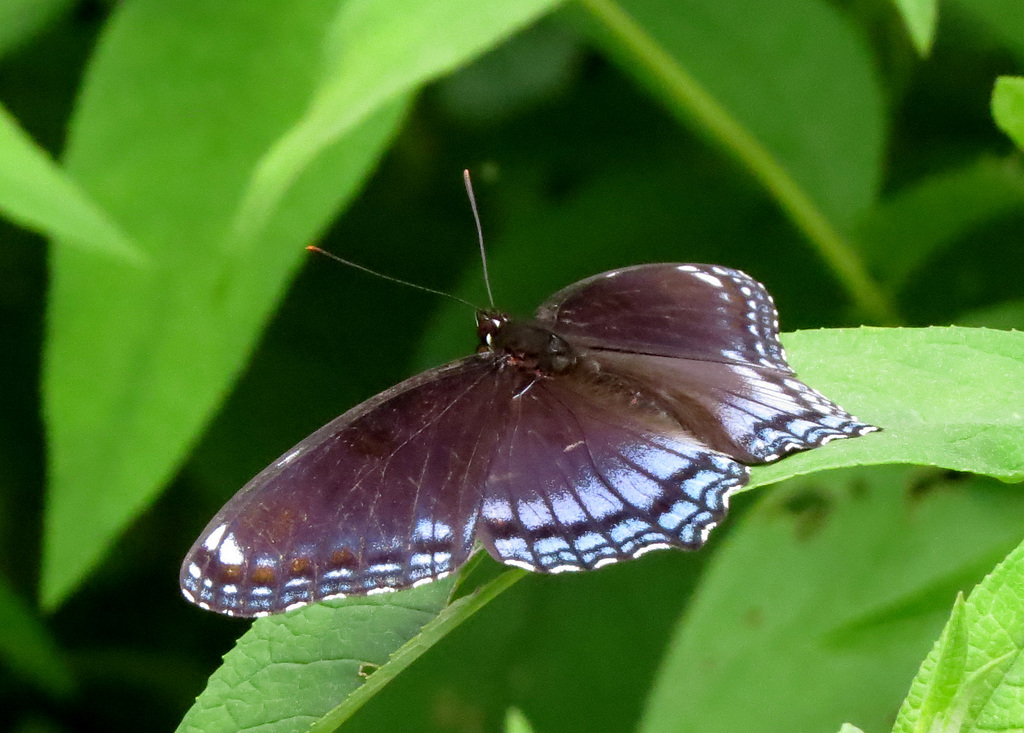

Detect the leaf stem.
xmin=577 ymin=0 xmax=899 ymax=324
xmin=308 ymin=568 xmax=527 ymax=731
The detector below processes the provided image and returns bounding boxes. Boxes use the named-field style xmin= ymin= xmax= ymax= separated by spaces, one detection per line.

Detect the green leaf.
xmin=747 ymin=326 xmax=1024 ymax=489
xmin=179 ymin=569 xmax=524 ymax=733
xmin=505 ymin=708 xmax=537 ymax=733
xmin=892 ymin=0 xmax=938 ymax=55
xmin=41 ymin=1 xmax=407 ymax=610
xmin=993 ymin=77 xmax=1024 ymax=152
xmin=576 ymin=0 xmax=892 ymax=322
xmin=0 ymin=573 xmax=73 ymax=699
xmin=0 ymin=102 xmax=142 ymax=263
xmin=893 ymin=534 xmax=1024 ymax=731
xmin=232 ymin=0 xmax=565 ymax=248
xmin=641 ymin=467 xmax=1024 ymax=733
xmin=913 ymin=594 xmax=969 ymax=733
xmin=855 ymin=157 xmax=1024 ymax=290
xmin=178 ymin=580 xmax=454 ymax=733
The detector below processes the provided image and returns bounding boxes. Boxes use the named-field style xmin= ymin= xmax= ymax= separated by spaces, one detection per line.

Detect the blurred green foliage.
xmin=0 ymin=1 xmax=1022 ymax=731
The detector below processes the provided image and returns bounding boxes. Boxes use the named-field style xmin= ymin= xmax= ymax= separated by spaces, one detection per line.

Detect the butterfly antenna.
xmin=463 ymin=169 xmax=495 ymax=308
xmin=305 ymin=246 xmax=478 ymax=310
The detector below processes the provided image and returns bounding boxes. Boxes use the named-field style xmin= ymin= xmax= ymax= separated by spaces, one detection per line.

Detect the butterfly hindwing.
xmin=477 ymin=374 xmax=749 ymax=572
xmin=180 ymin=356 xmax=505 ymax=617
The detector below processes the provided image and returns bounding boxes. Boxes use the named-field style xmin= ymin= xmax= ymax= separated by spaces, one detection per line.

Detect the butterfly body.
xmin=182 ymin=263 xmax=878 ymax=617
xmin=478 ymin=311 xmax=579 ymax=374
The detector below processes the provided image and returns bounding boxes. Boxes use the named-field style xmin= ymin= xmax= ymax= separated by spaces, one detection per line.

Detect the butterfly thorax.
xmin=476 ymin=310 xmax=578 ymax=374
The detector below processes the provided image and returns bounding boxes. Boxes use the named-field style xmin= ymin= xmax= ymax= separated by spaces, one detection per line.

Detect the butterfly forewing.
xmin=537 ymin=263 xmax=790 ymax=370
xmin=538 ymin=263 xmax=877 ymax=463
xmin=181 ymin=356 xmax=506 ymax=617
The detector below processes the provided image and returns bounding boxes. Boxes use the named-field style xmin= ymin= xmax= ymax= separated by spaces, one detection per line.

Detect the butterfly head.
xmin=477 ymin=310 xmax=578 ymax=374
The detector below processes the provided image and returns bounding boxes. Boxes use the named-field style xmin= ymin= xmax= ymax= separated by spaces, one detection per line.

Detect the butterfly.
xmin=181 ymin=263 xmax=878 ymax=617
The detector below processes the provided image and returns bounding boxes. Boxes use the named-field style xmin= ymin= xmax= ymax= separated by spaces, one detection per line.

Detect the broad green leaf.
xmin=747 ymin=326 xmax=1024 ymax=489
xmin=576 ymin=0 xmax=892 ymax=321
xmin=0 ymin=0 xmax=72 ymax=61
xmin=893 ymin=534 xmax=1024 ymax=731
xmin=892 ymin=0 xmax=938 ymax=55
xmin=0 ymin=103 xmax=141 ymax=263
xmin=993 ymin=77 xmax=1024 ymax=152
xmin=42 ymin=1 xmax=407 ymax=609
xmin=855 ymin=157 xmax=1024 ymax=290
xmin=232 ymin=0 xmax=565 ymax=248
xmin=179 ymin=569 xmax=523 ymax=733
xmin=641 ymin=467 xmax=1024 ymax=733
xmin=0 ymin=572 xmax=73 ymax=698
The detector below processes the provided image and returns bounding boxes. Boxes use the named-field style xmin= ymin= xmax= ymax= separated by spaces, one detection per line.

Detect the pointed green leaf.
xmin=0 ymin=103 xmax=141 ymax=263
xmin=505 ymin=708 xmax=537 ymax=733
xmin=913 ymin=594 xmax=969 ymax=733
xmin=894 ymin=534 xmax=1024 ymax=731
xmin=993 ymin=77 xmax=1024 ymax=152
xmin=892 ymin=0 xmax=938 ymax=55
xmin=232 ymin=0 xmax=565 ymax=248
xmin=42 ymin=1 xmax=407 ymax=610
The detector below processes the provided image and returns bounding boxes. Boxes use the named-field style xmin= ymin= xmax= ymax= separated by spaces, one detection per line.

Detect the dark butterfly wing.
xmin=537 ymin=263 xmax=878 ymax=463
xmin=180 ymin=355 xmax=507 ymax=617
xmin=592 ymin=351 xmax=877 ymax=464
xmin=536 ymin=263 xmax=790 ymax=370
xmin=183 ymin=261 xmax=879 ymax=616
xmin=477 ymin=374 xmax=749 ymax=572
